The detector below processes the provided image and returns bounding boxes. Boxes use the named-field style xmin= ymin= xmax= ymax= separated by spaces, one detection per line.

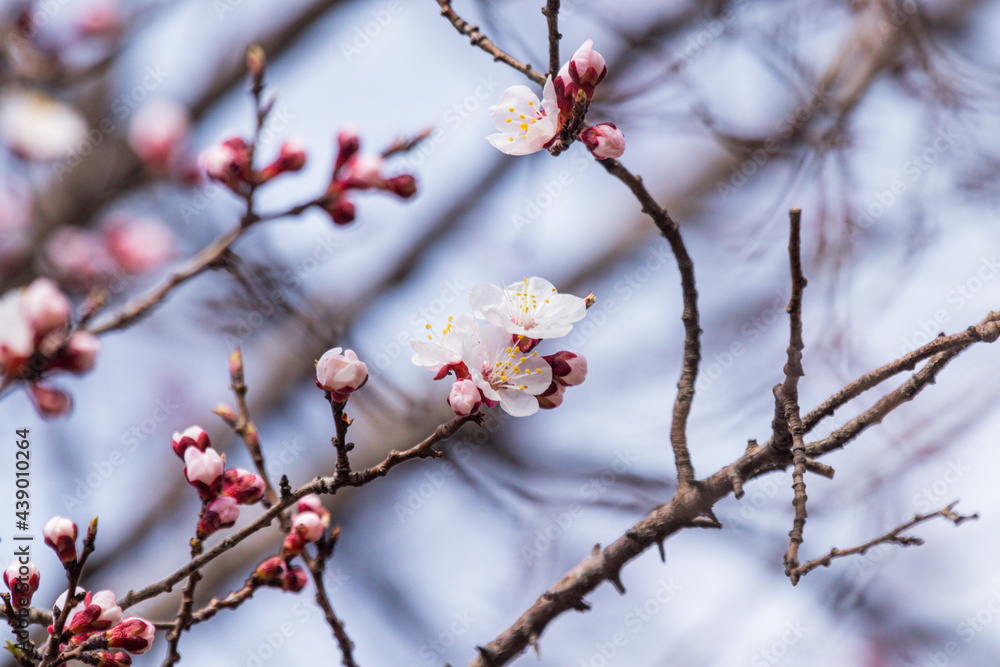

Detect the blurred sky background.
xmin=3 ymin=0 xmax=1000 ymax=665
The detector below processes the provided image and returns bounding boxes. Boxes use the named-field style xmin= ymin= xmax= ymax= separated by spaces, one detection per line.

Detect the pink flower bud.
xmin=127 ymin=100 xmax=190 ymax=173
xmin=552 ymin=63 xmax=576 ymax=117
xmin=281 ymin=566 xmax=308 ymax=592
xmin=103 ymin=215 xmax=175 ymax=274
xmin=67 ymin=590 xmax=123 ymax=634
xmin=0 ymin=290 xmax=33 ymax=376
xmin=56 ymin=331 xmax=99 ymax=374
xmin=580 ymin=123 xmax=625 ymax=160
xmin=323 ymin=197 xmax=355 ymax=226
xmin=544 ymin=351 xmax=588 ymax=386
xmin=222 ymin=468 xmax=265 ymax=505
xmin=293 ymin=512 xmax=325 ymax=543
xmin=568 ymin=40 xmax=607 ymax=99
xmin=95 ymin=651 xmax=133 ymax=667
xmin=537 ymin=381 xmax=565 ymax=409
xmin=212 ymin=403 xmax=238 ymax=424
xmin=339 ymin=154 xmax=384 ymax=189
xmin=105 ymin=617 xmax=156 ymax=654
xmin=335 ymin=126 xmax=360 ymax=171
xmin=253 ymin=556 xmax=286 ymax=582
xmin=28 ymin=382 xmax=72 ymax=418
xmin=21 ymin=277 xmax=70 ymax=338
xmin=383 ymin=174 xmax=417 ymax=199
xmin=43 ymin=516 xmax=78 ymax=564
xmin=198 ymin=137 xmax=252 ymax=191
xmin=315 ymin=347 xmax=368 ymax=401
xmin=3 ymin=560 xmax=40 ymax=610
xmin=296 ymin=494 xmax=330 ymax=527
xmin=184 ymin=447 xmax=224 ymax=499
xmin=171 ymin=425 xmax=210 ymax=459
xmin=197 ymin=496 xmax=240 ymax=539
xmin=258 ymin=139 xmax=307 ymax=181
xmin=447 ymin=378 xmax=482 ymax=416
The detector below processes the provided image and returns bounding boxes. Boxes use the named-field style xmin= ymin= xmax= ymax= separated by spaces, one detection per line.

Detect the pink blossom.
xmin=334 ymin=126 xmax=360 ymax=171
xmin=259 ymin=139 xmax=307 ymax=181
xmin=43 ymin=226 xmax=116 ymax=290
xmin=448 ymin=378 xmax=482 ymax=416
xmin=253 ymin=556 xmax=286 ymax=582
xmin=105 ymin=617 xmax=156 ymax=654
xmin=184 ymin=446 xmax=224 ymax=498
xmin=567 ymin=40 xmax=607 ymax=99
xmin=21 ymin=277 xmax=70 ymax=338
xmin=461 ymin=324 xmax=552 ymax=417
xmin=66 ymin=590 xmax=123 ymax=634
xmin=95 ymin=650 xmax=133 ymax=666
xmin=0 ymin=290 xmax=33 ymax=376
xmin=102 ymin=215 xmax=175 ymax=274
xmin=28 ymin=382 xmax=73 ymax=417
xmin=296 ymin=494 xmax=330 ymax=527
xmin=580 ymin=123 xmax=625 ymax=160
xmin=198 ymin=137 xmax=252 ymax=191
xmin=127 ymin=100 xmax=190 ymax=172
xmin=171 ymin=425 xmax=210 ymax=458
xmin=315 ymin=347 xmax=368 ymax=401
xmin=0 ymin=89 xmax=87 ymax=161
xmin=221 ymin=468 xmax=265 ymax=505
xmin=537 ymin=381 xmax=565 ymax=410
xmin=197 ymin=496 xmax=240 ymax=539
xmin=3 ymin=560 xmax=40 ymax=610
xmin=544 ymin=351 xmax=588 ymax=386
xmin=43 ymin=516 xmax=78 ymax=564
xmin=57 ymin=331 xmax=100 ymax=374
xmin=281 ymin=566 xmax=308 ymax=592
xmin=340 ymin=154 xmax=384 ymax=189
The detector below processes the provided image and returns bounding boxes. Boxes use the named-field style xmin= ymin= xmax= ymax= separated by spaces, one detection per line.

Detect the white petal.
xmin=469 ymin=282 xmax=506 ymax=317
xmin=497 ymin=387 xmax=539 ymax=417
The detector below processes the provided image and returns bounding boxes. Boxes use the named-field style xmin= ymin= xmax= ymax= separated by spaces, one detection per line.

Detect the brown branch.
xmin=118 ymin=414 xmax=477 ymax=611
xmin=776 ymin=209 xmax=809 ymax=582
xmin=790 ymin=502 xmax=978 ymax=581
xmin=185 ymin=580 xmax=260 ymax=625
xmin=541 ymin=0 xmax=562 ymax=79
xmin=468 ymin=309 xmax=997 ymax=665
xmin=802 ymin=311 xmax=1000 ymax=433
xmin=596 ymin=158 xmax=700 ymax=487
xmin=436 ymin=0 xmax=546 ymax=85
xmin=162 ymin=533 xmax=205 ymax=666
xmin=329 ymin=397 xmax=353 ymax=483
xmin=40 ymin=518 xmax=99 ymax=667
xmin=302 ymin=527 xmax=358 ymax=667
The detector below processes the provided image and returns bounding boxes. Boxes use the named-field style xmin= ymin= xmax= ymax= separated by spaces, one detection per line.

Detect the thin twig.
xmin=330 ymin=398 xmax=353 ymax=483
xmin=303 ymin=527 xmax=358 ymax=667
xmin=775 ymin=209 xmax=809 ymax=582
xmin=185 ymin=580 xmax=260 ymax=625
xmin=161 ymin=537 xmax=203 ymax=667
xmin=541 ymin=0 xmax=562 ymax=79
xmin=436 ymin=0 xmax=546 ymax=85
xmin=790 ymin=502 xmax=978 ymax=580
xmin=40 ymin=518 xmax=98 ymax=666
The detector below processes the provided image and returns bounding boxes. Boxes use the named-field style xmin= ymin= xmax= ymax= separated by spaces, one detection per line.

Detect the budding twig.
xmin=541 ymin=0 xmax=562 ymax=80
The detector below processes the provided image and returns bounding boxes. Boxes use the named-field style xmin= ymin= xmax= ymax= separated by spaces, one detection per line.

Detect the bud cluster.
xmin=171 ymin=426 xmax=266 ymax=539
xmin=320 ymin=127 xmax=418 ymax=225
xmin=0 ymin=278 xmax=99 ymax=417
xmin=251 ymin=494 xmax=332 ymax=593
xmin=44 ymin=586 xmax=156 ymax=664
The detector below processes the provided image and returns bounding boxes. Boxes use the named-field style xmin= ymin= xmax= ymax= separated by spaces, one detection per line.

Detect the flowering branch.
xmin=40 ymin=517 xmax=98 ymax=666
xmin=117 ymin=414 xmax=478 ymax=612
xmin=789 ymin=502 xmax=978 ymax=581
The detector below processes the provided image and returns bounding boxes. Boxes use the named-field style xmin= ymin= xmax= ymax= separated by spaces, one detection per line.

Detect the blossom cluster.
xmin=0 ymin=278 xmax=98 ymax=416
xmin=487 ymin=41 xmax=624 ymax=160
xmin=171 ymin=426 xmax=266 ymax=539
xmin=251 ymin=494 xmax=332 ymax=593
xmin=411 ymin=277 xmax=590 ymax=417
xmin=16 ymin=517 xmax=158 ymax=664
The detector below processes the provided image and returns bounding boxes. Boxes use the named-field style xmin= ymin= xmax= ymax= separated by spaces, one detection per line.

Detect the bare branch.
xmin=541 ymin=0 xmax=562 ymax=79
xmin=790 ymin=502 xmax=978 ymax=581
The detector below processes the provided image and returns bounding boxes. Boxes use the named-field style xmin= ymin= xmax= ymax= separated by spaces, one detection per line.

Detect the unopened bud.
xmin=43 ymin=516 xmax=78 ymax=564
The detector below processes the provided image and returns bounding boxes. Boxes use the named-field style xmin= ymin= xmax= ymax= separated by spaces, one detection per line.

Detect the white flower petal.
xmin=497 ymin=387 xmax=539 ymax=417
